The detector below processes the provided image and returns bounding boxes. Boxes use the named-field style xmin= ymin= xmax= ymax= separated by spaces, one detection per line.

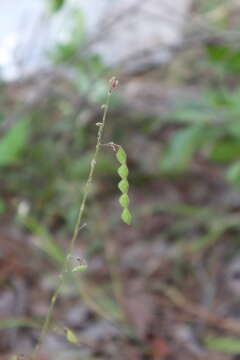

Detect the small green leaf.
xmin=210 ymin=138 xmax=240 ymax=163
xmin=118 ymin=164 xmax=129 ymax=179
xmin=65 ymin=328 xmax=78 ymax=344
xmin=119 ymin=194 xmax=129 ymax=208
xmin=205 ymin=336 xmax=240 ymax=353
xmin=72 ymin=264 xmax=88 ymax=272
xmin=10 ymin=356 xmax=18 ymax=360
xmin=0 ymin=198 xmax=6 ymax=215
xmin=161 ymin=124 xmax=207 ymax=174
xmin=118 ymin=179 xmax=129 ymax=193
xmin=121 ymin=208 xmax=132 ymax=225
xmin=226 ymin=161 xmax=240 ymax=186
xmin=206 ymin=44 xmax=230 ymax=63
xmin=116 ymin=147 xmax=127 ymax=164
xmin=49 ymin=0 xmax=65 ymax=12
xmin=0 ymin=118 xmax=29 ymax=167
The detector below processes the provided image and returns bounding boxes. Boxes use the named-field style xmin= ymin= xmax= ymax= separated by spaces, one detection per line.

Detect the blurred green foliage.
xmin=0 ymin=5 xmax=112 ymax=234
xmin=2 ymin=3 xmax=240 ymax=236
xmin=161 ymin=43 xmax=240 ymax=189
xmin=205 ymin=336 xmax=240 ymax=354
xmin=51 ymin=8 xmax=86 ymax=63
xmin=206 ymin=44 xmax=240 ymax=74
xmin=0 ymin=118 xmax=29 ymax=166
xmin=0 ymin=4 xmax=115 ymax=230
xmin=161 ymin=123 xmax=208 ymax=173
xmin=49 ymin=0 xmax=65 ymax=13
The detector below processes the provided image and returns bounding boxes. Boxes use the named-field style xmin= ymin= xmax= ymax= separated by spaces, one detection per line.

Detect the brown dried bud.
xmin=109 ymin=77 xmax=119 ymax=90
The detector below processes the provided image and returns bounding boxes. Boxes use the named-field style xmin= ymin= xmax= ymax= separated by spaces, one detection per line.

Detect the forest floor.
xmin=1 ymin=158 xmax=240 ymax=360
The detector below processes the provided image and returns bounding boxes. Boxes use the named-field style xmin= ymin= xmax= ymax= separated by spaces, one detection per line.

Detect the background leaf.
xmin=226 ymin=161 xmax=240 ymax=186
xmin=210 ymin=138 xmax=240 ymax=163
xmin=161 ymin=124 xmax=207 ymax=174
xmin=205 ymin=336 xmax=240 ymax=354
xmin=49 ymin=0 xmax=65 ymax=12
xmin=0 ymin=118 xmax=29 ymax=167
xmin=65 ymin=328 xmax=78 ymax=344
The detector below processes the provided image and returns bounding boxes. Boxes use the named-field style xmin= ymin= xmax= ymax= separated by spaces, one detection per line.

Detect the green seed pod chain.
xmin=116 ymin=146 xmax=132 ymax=225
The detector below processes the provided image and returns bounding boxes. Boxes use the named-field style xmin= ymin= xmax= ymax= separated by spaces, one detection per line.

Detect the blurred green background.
xmin=2 ymin=1 xmax=240 ymax=359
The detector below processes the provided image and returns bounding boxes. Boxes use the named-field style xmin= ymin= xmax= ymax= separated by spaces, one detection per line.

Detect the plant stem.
xmin=68 ymin=91 xmax=111 ymax=256
xmin=32 ymin=82 xmax=114 ymax=359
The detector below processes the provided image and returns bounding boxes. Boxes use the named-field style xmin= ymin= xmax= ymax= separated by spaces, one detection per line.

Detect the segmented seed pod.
xmin=116 ymin=146 xmax=127 ymax=164
xmin=118 ymin=164 xmax=129 ymax=178
xmin=118 ymin=179 xmax=129 ymax=193
xmin=121 ymin=208 xmax=132 ymax=225
xmin=119 ymin=193 xmax=129 ymax=208
xmin=115 ymin=145 xmax=132 ymax=225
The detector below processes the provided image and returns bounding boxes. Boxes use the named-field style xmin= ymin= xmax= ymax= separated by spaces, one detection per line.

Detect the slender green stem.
xmin=68 ymin=92 xmax=111 ymax=256
xmin=32 ymin=278 xmax=63 ymax=358
xmin=32 ymin=83 xmax=114 ymax=359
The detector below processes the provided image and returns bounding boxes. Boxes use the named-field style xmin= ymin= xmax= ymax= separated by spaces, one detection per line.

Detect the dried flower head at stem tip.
xmin=109 ymin=77 xmax=119 ymax=92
